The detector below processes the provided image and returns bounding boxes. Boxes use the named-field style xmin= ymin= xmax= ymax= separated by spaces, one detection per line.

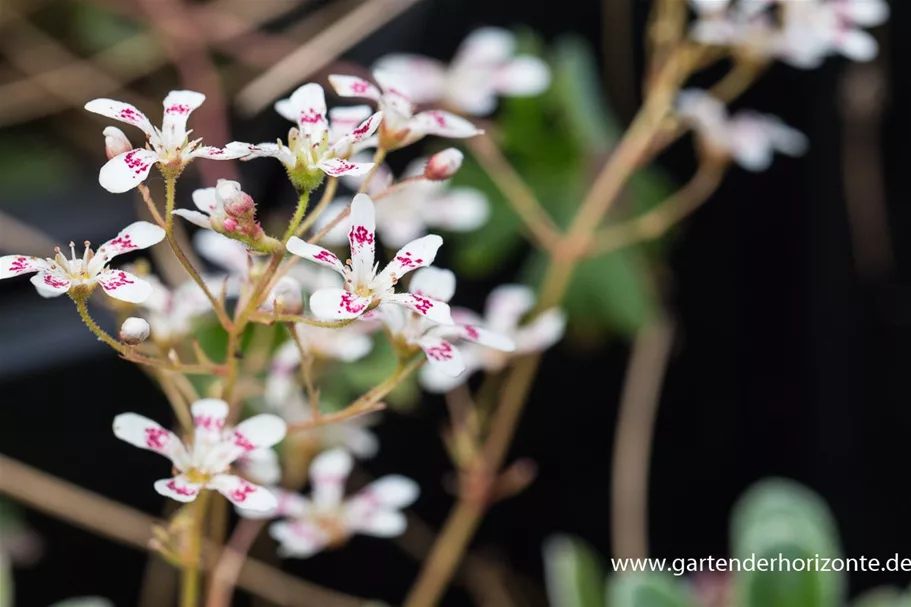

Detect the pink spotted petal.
xmin=417 ymin=335 xmax=465 ymax=376
xmin=484 ymin=284 xmax=535 ymax=333
xmin=113 ymin=413 xmax=189 ymax=467
xmin=97 ymin=269 xmax=153 ymax=303
xmin=160 ymin=90 xmax=205 ymax=149
xmin=316 ymin=157 xmax=374 ymax=178
xmin=371 ymin=54 xmax=447 ymax=103
xmin=411 ymin=110 xmax=482 ymax=139
xmin=235 ymin=448 xmax=282 ymax=487
xmin=89 ymin=221 xmax=166 ymax=274
xmin=99 ymin=148 xmax=159 ymax=194
xmin=208 ymin=474 xmax=277 ymax=512
xmin=445 ymin=323 xmax=515 ymax=351
xmin=84 ymin=98 xmax=156 ymax=141
xmin=172 ymin=209 xmax=212 ymax=229
xmin=30 ymin=270 xmax=70 ymax=298
xmin=408 ymin=267 xmax=455 ymax=303
xmin=385 ymin=292 xmax=452 ymax=325
xmin=328 ymin=105 xmax=374 ymax=143
xmin=0 ymin=255 xmax=48 ymax=279
xmin=154 ymin=475 xmax=202 ymax=503
xmin=309 ymin=288 xmax=373 ymax=321
xmin=349 ymin=475 xmax=419 ymax=510
xmin=309 ymin=448 xmax=353 ymax=509
xmin=286 ymin=83 xmax=328 ymax=142
xmin=191 ymin=398 xmax=229 ymax=446
xmin=224 ymin=414 xmax=287 ymax=464
xmin=192 ymin=186 xmax=219 ymax=213
xmin=328 ymin=75 xmax=382 ymax=100
xmin=285 ymin=237 xmax=345 ymax=274
xmin=328 ymin=111 xmax=383 ymax=158
xmin=375 ymin=234 xmax=443 ymax=288
xmin=270 ymin=520 xmax=331 ymax=558
xmin=238 ymin=488 xmax=310 ymax=520
xmin=225 ymin=142 xmax=295 ymax=167
xmin=347 ymin=194 xmax=377 ymax=279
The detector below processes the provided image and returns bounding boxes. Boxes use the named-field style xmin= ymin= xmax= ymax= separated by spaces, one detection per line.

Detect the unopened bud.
xmin=103 ymin=126 xmax=133 ymax=159
xmin=119 ymin=317 xmax=150 ymax=345
xmin=263 ymin=277 xmax=303 ymax=315
xmin=424 ymin=148 xmax=463 ymax=181
xmin=216 ymin=179 xmax=256 ymax=218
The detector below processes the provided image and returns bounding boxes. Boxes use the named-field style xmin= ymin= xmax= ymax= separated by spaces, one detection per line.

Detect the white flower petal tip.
xmin=409 ymin=266 xmax=456 ymax=303
xmin=154 ymin=476 xmax=202 ymax=502
xmin=99 ymin=149 xmax=158 ymax=193
xmin=210 ymin=475 xmax=278 ymax=511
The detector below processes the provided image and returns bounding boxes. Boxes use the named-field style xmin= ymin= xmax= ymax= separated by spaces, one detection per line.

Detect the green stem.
xmin=295 ymin=178 xmax=338 ymax=238
xmin=162 ymin=176 xmax=233 ymax=329
xmin=73 ymin=296 xmax=125 ymax=353
xmin=282 ymin=190 xmax=311 ymax=244
xmin=181 ymin=491 xmax=210 ymax=607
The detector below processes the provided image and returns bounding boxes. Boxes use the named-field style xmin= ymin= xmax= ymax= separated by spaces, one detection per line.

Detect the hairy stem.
xmin=181 ymin=491 xmax=210 ymax=607
xmin=73 ymin=295 xmax=124 ymax=353
xmin=282 ymin=190 xmax=312 ymax=244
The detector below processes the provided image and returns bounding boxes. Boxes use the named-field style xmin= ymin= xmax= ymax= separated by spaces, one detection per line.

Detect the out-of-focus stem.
xmin=206 ymin=519 xmax=267 ymax=607
xmin=610 ymin=315 xmax=675 ymax=560
xmin=181 ymin=491 xmax=210 ymax=607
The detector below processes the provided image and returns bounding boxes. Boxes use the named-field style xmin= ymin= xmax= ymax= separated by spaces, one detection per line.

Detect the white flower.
xmin=676 ymin=89 xmax=808 ymax=171
xmin=138 ymin=274 xmax=219 ymax=344
xmin=243 ymin=448 xmax=418 ymax=558
xmin=329 ymin=71 xmax=482 ymax=150
xmin=228 ymin=83 xmax=381 ymax=185
xmin=85 ymin=91 xmax=246 ymax=193
xmin=373 ymin=267 xmax=514 ymax=377
xmin=172 ymin=180 xmax=237 ymax=230
xmin=286 ymin=194 xmax=453 ymax=323
xmin=373 ymin=27 xmax=551 ymax=116
xmin=113 ymin=399 xmax=286 ymax=510
xmin=689 ymin=0 xmax=889 ymax=68
xmin=420 ymin=283 xmax=565 ymax=392
xmin=193 ymin=230 xmax=253 ymax=281
xmin=316 ymin=157 xmax=489 ymax=249
xmin=0 ymin=221 xmax=165 ymax=303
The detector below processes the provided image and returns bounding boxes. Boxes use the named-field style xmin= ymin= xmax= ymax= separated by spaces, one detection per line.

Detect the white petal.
xmin=418 ymin=335 xmax=464 ymax=376
xmin=514 ymin=308 xmax=567 ymax=354
xmin=208 ymin=474 xmax=277 ymax=512
xmin=192 ymin=186 xmax=218 ymax=213
xmin=338 ymin=111 xmax=383 ymax=146
xmin=385 ymin=292 xmax=453 ymax=325
xmin=841 ymin=0 xmax=889 ymax=26
xmin=423 ymin=188 xmax=490 ymax=232
xmin=342 ymin=426 xmax=379 ymax=459
xmin=191 ymin=398 xmax=229 ymax=446
xmin=484 ymin=284 xmax=535 ymax=333
xmin=311 ymin=327 xmax=374 ymax=362
xmin=419 ymin=365 xmax=471 ymax=393
xmin=309 ymin=288 xmax=373 ymax=320
xmin=688 ymin=0 xmax=731 ymax=15
xmin=194 ymin=230 xmax=250 ymax=276
xmin=328 ymin=75 xmax=381 ymax=100
xmin=372 ymin=54 xmax=446 ymax=103
xmin=270 ymin=521 xmax=331 ymax=558
xmin=90 ymin=221 xmax=166 ymax=273
xmin=836 ymin=29 xmax=879 ymax=62
xmin=154 ymin=475 xmax=202 ymax=502
xmin=346 ymin=508 xmax=407 ymax=537
xmin=316 ymin=157 xmax=374 ymax=177
xmin=0 ymin=255 xmax=48 ymax=279
xmin=353 ymin=475 xmax=419 ymax=509
xmin=285 ymin=237 xmax=346 ymax=274
xmin=347 ymin=193 xmax=377 ymax=280
xmin=190 ymin=146 xmax=249 ymax=160
xmin=227 ymin=414 xmax=287 ymax=460
xmin=309 ymin=448 xmax=353 ymax=509
xmin=98 ymin=149 xmax=159 ymax=194
xmin=30 ymin=270 xmax=70 ymax=298
xmin=450 ymin=324 xmax=515 ymax=351
xmin=226 ymin=141 xmax=294 ymax=166
xmin=410 ymin=110 xmax=483 ymax=140
xmin=235 ymin=448 xmax=282 ymax=486
xmin=309 ymin=199 xmax=351 ymax=246
xmin=287 ymin=83 xmax=328 ymax=141
xmin=456 ymin=27 xmax=516 ymax=65
xmin=375 ymin=234 xmax=443 ymax=287
xmin=84 ymin=98 xmax=156 ymax=140
xmin=160 ymin=90 xmax=205 ymax=150
xmin=408 ymin=267 xmax=456 ymax=303
xmin=494 ymin=55 xmax=551 ymax=96
xmin=112 ymin=412 xmax=189 ymax=466
xmin=172 ymin=209 xmax=212 ymax=229
xmin=97 ymin=269 xmax=153 ymax=303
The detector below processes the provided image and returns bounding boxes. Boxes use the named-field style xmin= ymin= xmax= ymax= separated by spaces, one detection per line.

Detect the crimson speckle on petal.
xmin=426 ymin=341 xmax=454 ymax=361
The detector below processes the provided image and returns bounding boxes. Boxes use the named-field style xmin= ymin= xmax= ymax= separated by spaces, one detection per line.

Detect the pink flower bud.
xmin=216 ymin=179 xmax=256 ymax=218
xmin=424 ymin=148 xmax=464 ymax=181
xmin=120 ymin=317 xmax=150 ymax=345
xmin=222 ymin=217 xmax=238 ymax=232
xmin=103 ymin=126 xmax=133 ymax=159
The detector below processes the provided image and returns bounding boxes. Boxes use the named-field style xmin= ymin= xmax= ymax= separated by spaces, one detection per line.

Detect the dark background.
xmin=2 ymin=0 xmax=910 ymax=604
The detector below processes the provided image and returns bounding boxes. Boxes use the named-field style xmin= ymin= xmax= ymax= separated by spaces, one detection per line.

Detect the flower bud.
xmin=216 ymin=180 xmax=256 ymax=218
xmin=103 ymin=126 xmax=133 ymax=159
xmin=424 ymin=148 xmax=463 ymax=181
xmin=263 ymin=277 xmax=303 ymax=315
xmin=120 ymin=317 xmax=150 ymax=345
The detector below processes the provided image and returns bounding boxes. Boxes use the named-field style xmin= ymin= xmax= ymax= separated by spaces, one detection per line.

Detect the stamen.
xmin=69 ymin=241 xmax=76 ymax=260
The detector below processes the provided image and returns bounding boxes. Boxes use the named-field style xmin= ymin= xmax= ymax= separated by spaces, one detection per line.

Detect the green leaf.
xmin=731 ymin=478 xmax=844 ymax=607
xmin=607 ymin=572 xmax=698 ymax=607
xmin=543 ymin=535 xmax=607 ymax=607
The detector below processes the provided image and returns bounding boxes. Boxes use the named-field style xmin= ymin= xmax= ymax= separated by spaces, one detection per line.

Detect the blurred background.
xmin=1 ymin=0 xmax=909 ymax=605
